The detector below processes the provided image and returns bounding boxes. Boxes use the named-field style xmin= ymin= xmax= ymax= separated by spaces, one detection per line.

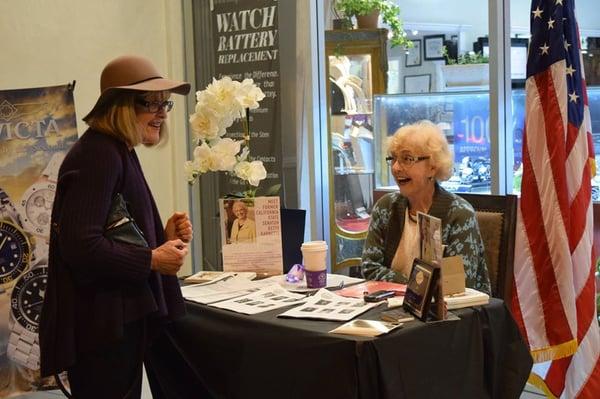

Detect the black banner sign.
xmin=212 ymin=0 xmax=282 ymax=196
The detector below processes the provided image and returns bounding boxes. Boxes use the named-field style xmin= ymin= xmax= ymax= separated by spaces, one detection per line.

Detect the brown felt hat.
xmin=83 ymin=55 xmax=190 ymax=120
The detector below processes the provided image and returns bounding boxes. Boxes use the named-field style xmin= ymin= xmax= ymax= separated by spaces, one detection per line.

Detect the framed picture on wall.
xmin=405 ymin=39 xmax=421 ymax=67
xmin=424 ymin=34 xmax=445 ymax=60
xmin=404 ymin=74 xmax=431 ymax=93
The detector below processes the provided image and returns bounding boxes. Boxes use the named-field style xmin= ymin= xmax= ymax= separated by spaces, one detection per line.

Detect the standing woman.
xmin=39 ymin=55 xmax=193 ymax=398
xmin=362 ymin=120 xmax=491 ymax=294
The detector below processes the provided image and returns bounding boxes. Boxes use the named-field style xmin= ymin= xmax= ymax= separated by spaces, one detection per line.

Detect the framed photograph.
xmin=417 ymin=212 xmax=442 ymax=265
xmin=424 ymin=34 xmax=446 ymax=60
xmin=403 ymin=258 xmax=440 ymax=320
xmin=404 ymin=74 xmax=431 ymax=94
xmin=405 ymin=39 xmax=421 ymax=67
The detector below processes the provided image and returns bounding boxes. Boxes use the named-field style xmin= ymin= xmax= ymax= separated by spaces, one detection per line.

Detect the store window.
xmin=381 ymin=0 xmax=491 ymax=193
xmin=510 ymin=0 xmax=600 ymax=198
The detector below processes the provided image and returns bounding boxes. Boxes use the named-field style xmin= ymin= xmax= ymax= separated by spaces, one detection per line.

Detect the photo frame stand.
xmin=403 ymin=258 xmax=442 ymax=321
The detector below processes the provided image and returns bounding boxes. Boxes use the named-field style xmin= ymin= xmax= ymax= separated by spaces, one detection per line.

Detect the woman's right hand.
xmin=151 ymin=239 xmax=188 ymax=275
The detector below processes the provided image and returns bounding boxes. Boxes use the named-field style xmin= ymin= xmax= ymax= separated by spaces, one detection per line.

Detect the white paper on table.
xmin=181 ymin=276 xmax=275 ymax=304
xmin=386 ymin=296 xmax=405 ymax=309
xmin=445 ymin=288 xmax=489 ymax=309
xmin=209 ymin=284 xmax=307 ymax=315
xmin=329 ymin=319 xmax=403 ymax=337
xmin=278 ymin=289 xmax=381 ymax=321
xmin=184 ymin=271 xmax=256 ymax=284
xmin=261 ymin=274 xmax=364 ymax=293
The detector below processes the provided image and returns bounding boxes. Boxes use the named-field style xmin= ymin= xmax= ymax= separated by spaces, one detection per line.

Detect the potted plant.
xmin=440 ymin=46 xmax=490 ymax=89
xmin=334 ymin=0 xmax=412 ymax=48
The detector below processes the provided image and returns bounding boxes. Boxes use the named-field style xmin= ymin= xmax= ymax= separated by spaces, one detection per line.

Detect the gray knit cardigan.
xmin=361 ymin=185 xmax=491 ymax=294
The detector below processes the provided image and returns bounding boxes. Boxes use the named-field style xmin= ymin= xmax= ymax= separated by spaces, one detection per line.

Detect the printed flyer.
xmin=221 ymin=196 xmax=283 ymax=276
xmin=417 ymin=212 xmax=442 ymax=265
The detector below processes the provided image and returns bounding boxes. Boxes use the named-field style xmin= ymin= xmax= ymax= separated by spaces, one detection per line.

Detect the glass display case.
xmin=373 ymin=87 xmax=600 ymax=198
xmin=374 ymin=91 xmax=492 ymax=193
xmin=325 ymin=29 xmax=388 ymax=272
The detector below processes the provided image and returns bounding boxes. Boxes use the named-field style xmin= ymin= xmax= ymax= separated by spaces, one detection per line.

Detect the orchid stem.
xmin=244 ymin=108 xmax=251 ymax=152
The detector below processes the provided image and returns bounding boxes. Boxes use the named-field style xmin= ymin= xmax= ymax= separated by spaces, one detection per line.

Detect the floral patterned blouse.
xmin=361 ymin=185 xmax=491 ymax=294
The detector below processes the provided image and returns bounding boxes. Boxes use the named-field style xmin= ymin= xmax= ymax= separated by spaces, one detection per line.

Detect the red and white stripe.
xmin=512 ymin=54 xmax=600 ymax=398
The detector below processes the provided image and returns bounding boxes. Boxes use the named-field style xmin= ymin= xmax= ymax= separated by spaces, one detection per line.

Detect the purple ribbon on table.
xmin=286 ymin=264 xmax=305 ymax=283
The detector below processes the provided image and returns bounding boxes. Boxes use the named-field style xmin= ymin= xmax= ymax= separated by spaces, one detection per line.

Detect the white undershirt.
xmin=391 ymin=208 xmax=420 ymax=280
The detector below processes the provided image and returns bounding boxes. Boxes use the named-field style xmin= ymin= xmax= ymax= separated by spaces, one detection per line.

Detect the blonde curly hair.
xmin=387 ymin=120 xmax=454 ymax=181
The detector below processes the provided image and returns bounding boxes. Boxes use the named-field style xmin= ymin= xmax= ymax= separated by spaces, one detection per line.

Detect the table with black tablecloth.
xmin=149 ymin=298 xmax=532 ymax=399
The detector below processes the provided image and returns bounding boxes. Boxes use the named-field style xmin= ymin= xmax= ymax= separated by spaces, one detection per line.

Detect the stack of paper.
xmin=278 ymin=289 xmax=381 ymax=321
xmin=184 ymin=271 xmax=256 ymax=284
xmin=181 ymin=276 xmax=274 ymax=304
xmin=335 ymin=280 xmax=406 ymax=299
xmin=210 ymin=284 xmax=307 ymax=315
xmin=445 ymin=288 xmax=490 ymax=310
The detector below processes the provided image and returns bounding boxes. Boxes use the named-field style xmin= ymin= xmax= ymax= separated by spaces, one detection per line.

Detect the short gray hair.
xmin=388 ymin=120 xmax=453 ymax=181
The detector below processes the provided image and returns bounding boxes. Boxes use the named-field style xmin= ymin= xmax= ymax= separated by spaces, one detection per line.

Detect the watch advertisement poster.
xmin=220 ymin=196 xmax=283 ymax=276
xmin=210 ymin=0 xmax=283 ymax=197
xmin=0 ymin=84 xmax=78 ymax=395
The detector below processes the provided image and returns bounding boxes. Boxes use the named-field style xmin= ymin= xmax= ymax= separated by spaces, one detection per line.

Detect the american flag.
xmin=512 ymin=0 xmax=600 ymax=397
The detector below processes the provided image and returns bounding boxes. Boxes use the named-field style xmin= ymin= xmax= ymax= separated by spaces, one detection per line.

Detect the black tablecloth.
xmin=150 ymin=298 xmax=532 ymax=399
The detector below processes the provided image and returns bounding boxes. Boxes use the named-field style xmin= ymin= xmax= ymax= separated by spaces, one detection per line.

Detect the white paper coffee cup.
xmin=301 ymin=241 xmax=328 ymax=271
xmin=301 ymin=241 xmax=328 ymax=289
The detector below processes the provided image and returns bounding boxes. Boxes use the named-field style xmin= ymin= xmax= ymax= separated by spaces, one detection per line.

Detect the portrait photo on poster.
xmin=221 ymin=199 xmax=257 ymax=245
xmin=403 ymin=259 xmax=440 ymax=320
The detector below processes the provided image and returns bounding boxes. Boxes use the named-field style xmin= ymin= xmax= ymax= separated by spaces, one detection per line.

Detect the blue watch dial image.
xmin=0 ymin=221 xmax=31 ymax=284
xmin=11 ymin=267 xmax=48 ymax=331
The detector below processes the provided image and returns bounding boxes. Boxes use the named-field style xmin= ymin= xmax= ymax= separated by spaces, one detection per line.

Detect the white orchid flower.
xmin=183 ymin=160 xmax=199 ymax=182
xmin=192 ymin=142 xmax=217 ymax=173
xmin=234 ymin=160 xmax=267 ymax=186
xmin=189 ymin=107 xmax=221 ymax=140
xmin=187 ymin=76 xmax=266 ymax=189
xmin=236 ymin=78 xmax=266 ymax=110
xmin=211 ymin=138 xmax=242 ymax=171
xmin=238 ymin=146 xmax=250 ymax=162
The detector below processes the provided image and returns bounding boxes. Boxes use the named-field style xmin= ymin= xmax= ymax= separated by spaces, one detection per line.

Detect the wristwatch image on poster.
xmin=4 ymin=152 xmax=63 ymax=371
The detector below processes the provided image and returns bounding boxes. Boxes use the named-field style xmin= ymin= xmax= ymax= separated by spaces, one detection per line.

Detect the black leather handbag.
xmin=104 ymin=193 xmax=148 ymax=247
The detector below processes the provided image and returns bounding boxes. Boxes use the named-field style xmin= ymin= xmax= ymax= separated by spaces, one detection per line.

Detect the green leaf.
xmin=334 ymin=0 xmax=412 ymax=49
xmin=263 ymin=183 xmax=282 ymax=196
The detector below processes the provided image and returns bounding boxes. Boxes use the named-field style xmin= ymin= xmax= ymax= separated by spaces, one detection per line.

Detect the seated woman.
xmin=362 ymin=121 xmax=491 ymax=294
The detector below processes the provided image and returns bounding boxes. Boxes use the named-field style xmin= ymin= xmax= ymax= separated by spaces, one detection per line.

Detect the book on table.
xmin=335 ymin=280 xmax=407 ymax=299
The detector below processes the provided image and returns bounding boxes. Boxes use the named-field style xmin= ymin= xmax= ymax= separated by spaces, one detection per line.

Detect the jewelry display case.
xmin=373 ymin=87 xmax=600 ymax=198
xmin=374 ymin=91 xmax=493 ymax=194
xmin=325 ymin=29 xmax=388 ymax=272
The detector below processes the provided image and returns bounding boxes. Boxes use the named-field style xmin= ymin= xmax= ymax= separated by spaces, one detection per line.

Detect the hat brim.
xmin=83 ymin=77 xmax=190 ymax=121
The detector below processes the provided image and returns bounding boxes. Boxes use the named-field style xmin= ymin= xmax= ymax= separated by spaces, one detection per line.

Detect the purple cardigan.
xmin=40 ymin=129 xmax=185 ymax=377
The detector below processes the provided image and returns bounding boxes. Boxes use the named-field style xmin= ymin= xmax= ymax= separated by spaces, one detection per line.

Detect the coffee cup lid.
xmin=301 ymin=241 xmax=328 ymax=251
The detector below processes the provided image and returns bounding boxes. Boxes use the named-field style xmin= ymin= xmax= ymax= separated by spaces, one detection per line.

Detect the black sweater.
xmin=40 ymin=129 xmax=185 ymax=376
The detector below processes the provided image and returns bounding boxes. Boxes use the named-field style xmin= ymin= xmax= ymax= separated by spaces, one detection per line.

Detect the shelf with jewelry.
xmin=325 ymin=29 xmax=388 ymax=274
